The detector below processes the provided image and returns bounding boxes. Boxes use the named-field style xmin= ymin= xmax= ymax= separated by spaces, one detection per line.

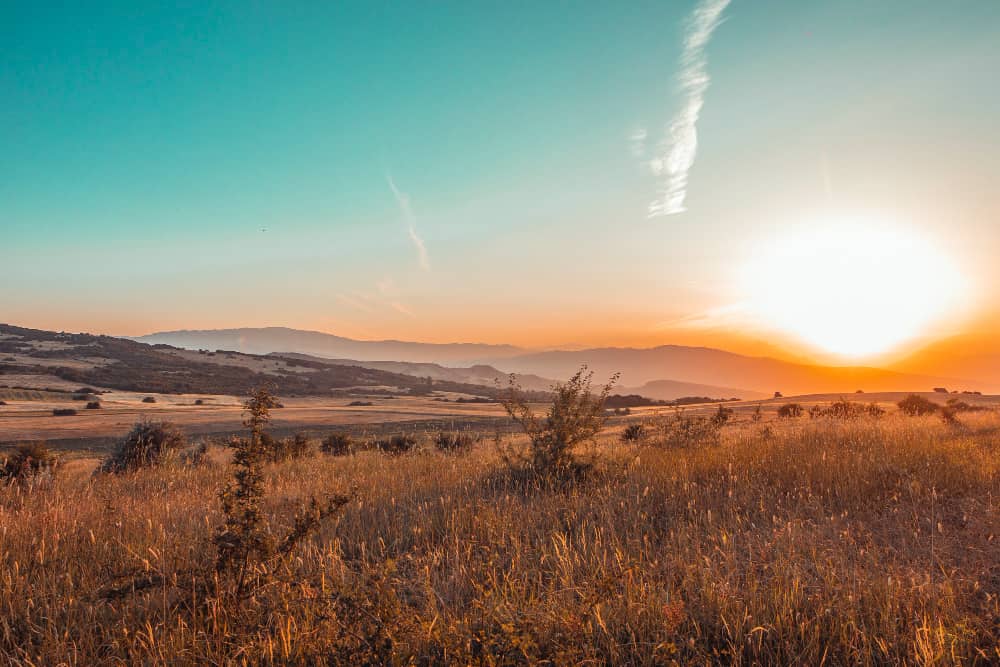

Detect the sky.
xmin=3 ymin=1 xmax=999 ymax=363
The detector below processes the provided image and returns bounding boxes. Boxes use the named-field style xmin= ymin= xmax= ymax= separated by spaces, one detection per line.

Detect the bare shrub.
xmin=777 ymin=403 xmax=803 ymax=419
xmin=621 ymin=423 xmax=645 ymax=443
xmin=710 ymin=404 xmax=734 ymax=426
xmin=52 ymin=408 xmax=77 ymax=416
xmin=1 ymin=442 xmax=61 ymax=483
xmin=321 ymin=432 xmax=354 ymax=456
xmin=86 ymin=401 xmax=102 ymax=409
xmin=376 ymin=434 xmax=418 ymax=456
xmin=501 ymin=366 xmax=618 ymax=475
xmin=262 ymin=432 xmax=314 ymax=463
xmin=141 ymin=396 xmax=157 ymax=404
xmin=898 ymin=394 xmax=939 ymax=416
xmin=656 ymin=410 xmax=722 ymax=449
xmin=434 ymin=431 xmax=477 ymax=454
xmin=99 ymin=421 xmax=187 ymax=473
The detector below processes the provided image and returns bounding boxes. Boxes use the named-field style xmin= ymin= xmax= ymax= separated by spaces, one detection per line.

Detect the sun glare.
xmin=740 ymin=220 xmax=965 ymax=359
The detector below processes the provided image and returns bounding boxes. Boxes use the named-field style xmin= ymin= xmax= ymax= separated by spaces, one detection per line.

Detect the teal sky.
xmin=3 ymin=2 xmax=999 ymax=357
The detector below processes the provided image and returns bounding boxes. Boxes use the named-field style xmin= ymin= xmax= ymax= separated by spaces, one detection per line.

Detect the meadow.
xmin=1 ymin=400 xmax=999 ymax=665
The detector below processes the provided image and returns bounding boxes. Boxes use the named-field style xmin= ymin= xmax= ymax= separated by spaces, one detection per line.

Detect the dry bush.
xmin=375 ymin=434 xmax=418 ymax=455
xmin=1 ymin=442 xmax=60 ymax=483
xmin=655 ymin=409 xmax=723 ymax=449
xmin=85 ymin=400 xmax=101 ymax=409
xmin=261 ymin=432 xmax=314 ymax=463
xmin=52 ymin=408 xmax=77 ymax=416
xmin=621 ymin=423 xmax=645 ymax=443
xmin=321 ymin=432 xmax=354 ymax=456
xmin=434 ymin=430 xmax=477 ymax=454
xmin=501 ymin=366 xmax=618 ymax=475
xmin=141 ymin=396 xmax=156 ymax=404
xmin=898 ymin=394 xmax=940 ymax=416
xmin=777 ymin=403 xmax=803 ymax=419
xmin=99 ymin=420 xmax=187 ymax=473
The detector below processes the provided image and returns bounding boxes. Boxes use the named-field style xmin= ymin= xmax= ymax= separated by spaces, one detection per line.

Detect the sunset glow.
xmin=739 ymin=222 xmax=966 ymax=358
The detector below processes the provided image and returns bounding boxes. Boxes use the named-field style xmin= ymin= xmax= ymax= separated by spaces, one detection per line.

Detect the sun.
xmin=739 ymin=219 xmax=965 ymax=359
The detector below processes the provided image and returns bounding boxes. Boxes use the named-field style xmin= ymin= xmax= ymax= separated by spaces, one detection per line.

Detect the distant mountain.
xmin=622 ymin=379 xmax=767 ymax=401
xmin=136 ymin=327 xmax=525 ymax=365
xmin=275 ymin=352 xmax=556 ymax=392
xmin=891 ymin=332 xmax=1000 ymax=392
xmin=486 ymin=346 xmax=967 ymax=396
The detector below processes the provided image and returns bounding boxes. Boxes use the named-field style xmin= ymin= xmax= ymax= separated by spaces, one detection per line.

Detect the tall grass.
xmin=1 ymin=413 xmax=998 ymax=664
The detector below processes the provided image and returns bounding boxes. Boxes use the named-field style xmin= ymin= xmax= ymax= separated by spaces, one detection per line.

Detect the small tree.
xmin=501 ymin=366 xmax=619 ymax=474
xmin=2 ymin=442 xmax=61 ymax=484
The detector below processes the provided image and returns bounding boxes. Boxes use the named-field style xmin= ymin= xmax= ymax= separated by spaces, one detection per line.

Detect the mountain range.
xmin=137 ymin=327 xmax=996 ymax=397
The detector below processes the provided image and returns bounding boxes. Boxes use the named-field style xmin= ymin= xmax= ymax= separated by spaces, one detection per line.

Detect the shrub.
xmin=376 ymin=434 xmax=418 ymax=456
xmin=656 ymin=410 xmax=722 ymax=449
xmin=898 ymin=394 xmax=939 ymax=416
xmin=865 ymin=402 xmax=886 ymax=418
xmin=348 ymin=400 xmax=374 ymax=407
xmin=99 ymin=421 xmax=187 ymax=473
xmin=215 ymin=387 xmax=349 ymax=598
xmin=751 ymin=404 xmax=763 ymax=422
xmin=434 ymin=431 xmax=477 ymax=454
xmin=501 ymin=366 xmax=618 ymax=475
xmin=1 ymin=442 xmax=61 ymax=483
xmin=710 ymin=404 xmax=734 ymax=426
xmin=940 ymin=406 xmax=961 ymax=425
xmin=321 ymin=433 xmax=354 ymax=456
xmin=85 ymin=401 xmax=102 ymax=409
xmin=621 ymin=423 xmax=645 ymax=443
xmin=0 ymin=400 xmax=6 ymax=406
xmin=261 ymin=432 xmax=314 ymax=463
xmin=194 ymin=399 xmax=204 ymax=405
xmin=72 ymin=394 xmax=89 ymax=401
xmin=52 ymin=408 xmax=77 ymax=416
xmin=777 ymin=403 xmax=803 ymax=419
xmin=141 ymin=396 xmax=157 ymax=404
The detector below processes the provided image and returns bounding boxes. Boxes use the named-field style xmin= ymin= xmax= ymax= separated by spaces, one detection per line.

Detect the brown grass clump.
xmin=1 ymin=442 xmax=61 ymax=483
xmin=375 ymin=433 xmax=419 ymax=455
xmin=1 ymin=408 xmax=999 ymax=663
xmin=99 ymin=420 xmax=187 ymax=473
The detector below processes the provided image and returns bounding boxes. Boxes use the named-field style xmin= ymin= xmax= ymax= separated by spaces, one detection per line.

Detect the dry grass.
xmin=1 ymin=413 xmax=999 ymax=664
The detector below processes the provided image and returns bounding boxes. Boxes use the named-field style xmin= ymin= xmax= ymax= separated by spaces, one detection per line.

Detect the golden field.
xmin=1 ymin=409 xmax=999 ymax=665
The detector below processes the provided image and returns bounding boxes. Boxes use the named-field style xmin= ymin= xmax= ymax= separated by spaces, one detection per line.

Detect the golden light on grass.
xmin=740 ymin=220 xmax=966 ymax=358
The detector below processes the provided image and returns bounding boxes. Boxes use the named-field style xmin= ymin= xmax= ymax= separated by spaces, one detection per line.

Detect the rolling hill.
xmin=0 ymin=324 xmax=508 ymax=398
xmin=135 ymin=327 xmax=524 ymax=365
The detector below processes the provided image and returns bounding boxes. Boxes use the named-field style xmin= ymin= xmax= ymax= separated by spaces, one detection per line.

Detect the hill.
xmin=135 ymin=327 xmax=525 ymax=365
xmin=273 ymin=352 xmax=556 ymax=392
xmin=0 ymin=324 xmax=506 ymax=398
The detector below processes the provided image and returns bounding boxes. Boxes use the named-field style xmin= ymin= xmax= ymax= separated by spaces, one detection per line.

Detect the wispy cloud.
xmin=629 ymin=127 xmax=648 ymax=158
xmin=386 ymin=173 xmax=431 ymax=271
xmin=648 ymin=0 xmax=731 ymax=217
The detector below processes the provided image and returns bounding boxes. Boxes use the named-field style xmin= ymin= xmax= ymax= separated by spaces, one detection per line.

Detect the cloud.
xmin=386 ymin=173 xmax=431 ymax=271
xmin=389 ymin=301 xmax=415 ymax=317
xmin=648 ymin=0 xmax=731 ymax=217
